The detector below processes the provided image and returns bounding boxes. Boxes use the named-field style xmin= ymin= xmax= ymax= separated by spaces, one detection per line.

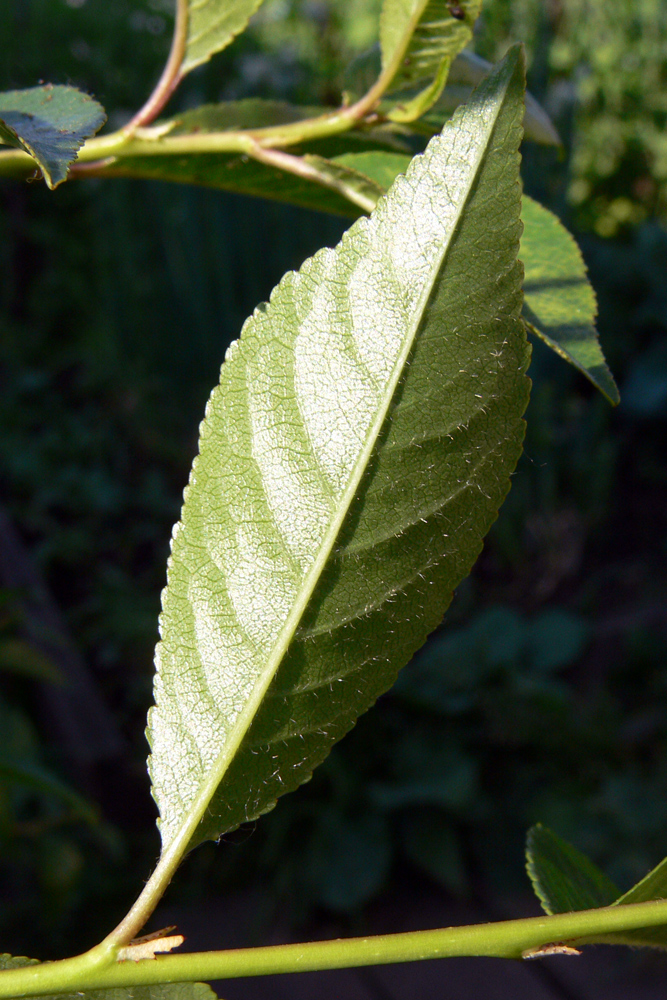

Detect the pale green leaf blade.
xmin=521 ymin=196 xmax=619 ymax=404
xmin=183 ymin=0 xmax=268 ymax=75
xmin=379 ymin=0 xmax=482 ymax=122
xmin=149 ymin=47 xmax=529 ymax=857
xmin=526 ymin=824 xmax=620 ymax=916
xmin=0 ymin=957 xmax=219 ymax=1000
xmin=0 ymin=85 xmax=105 ymax=189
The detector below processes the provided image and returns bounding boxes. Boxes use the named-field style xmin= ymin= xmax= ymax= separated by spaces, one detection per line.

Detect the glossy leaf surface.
xmin=148 ymin=48 xmax=530 ymax=858
xmin=0 ymin=85 xmax=105 ymax=188
xmin=183 ymin=0 xmax=267 ymax=75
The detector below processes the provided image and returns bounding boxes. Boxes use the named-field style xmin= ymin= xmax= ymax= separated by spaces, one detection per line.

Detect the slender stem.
xmin=0 ymin=15 xmax=405 ymax=185
xmin=3 ymin=898 xmax=667 ymax=999
xmin=102 ymin=811 xmax=205 ymax=948
xmin=123 ymin=0 xmax=189 ymax=132
xmin=248 ymin=143 xmax=378 ymax=214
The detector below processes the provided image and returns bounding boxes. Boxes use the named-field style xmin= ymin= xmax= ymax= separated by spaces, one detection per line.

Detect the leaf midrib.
xmin=159 ymin=97 xmax=502 ymax=859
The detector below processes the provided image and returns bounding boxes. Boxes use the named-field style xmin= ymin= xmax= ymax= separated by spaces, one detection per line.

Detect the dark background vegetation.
xmin=1 ymin=0 xmax=667 ymax=963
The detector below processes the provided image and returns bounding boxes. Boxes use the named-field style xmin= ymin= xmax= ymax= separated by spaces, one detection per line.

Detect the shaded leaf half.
xmin=0 ymin=85 xmax=105 ymax=189
xmin=379 ymin=0 xmax=482 ymax=122
xmin=183 ymin=0 xmax=268 ymax=75
xmin=148 ymin=47 xmax=530 ymax=858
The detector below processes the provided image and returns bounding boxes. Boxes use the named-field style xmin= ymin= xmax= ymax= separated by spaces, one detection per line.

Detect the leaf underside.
xmin=183 ymin=0 xmax=268 ymax=75
xmin=526 ymin=825 xmax=667 ymax=950
xmin=324 ymin=151 xmax=616 ymax=403
xmin=148 ymin=48 xmax=530 ymax=856
xmin=431 ymin=50 xmax=560 ymax=147
xmin=0 ymin=956 xmax=218 ymax=1000
xmin=0 ymin=85 xmax=106 ymax=189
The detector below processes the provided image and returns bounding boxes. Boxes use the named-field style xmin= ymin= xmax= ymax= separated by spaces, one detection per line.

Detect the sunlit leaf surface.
xmin=521 ymin=197 xmax=619 ymax=404
xmin=0 ymin=956 xmax=218 ymax=1000
xmin=322 ymin=152 xmax=617 ymax=402
xmin=149 ymin=49 xmax=530 ymax=856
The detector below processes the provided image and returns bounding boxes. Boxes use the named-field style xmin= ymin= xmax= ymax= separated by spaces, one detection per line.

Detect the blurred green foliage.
xmin=1 ymin=0 xmax=667 ymax=958
xmin=477 ymin=0 xmax=667 ymax=237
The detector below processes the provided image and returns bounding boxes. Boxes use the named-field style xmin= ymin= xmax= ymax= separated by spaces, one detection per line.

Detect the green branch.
xmin=3 ymin=899 xmax=667 ymax=998
xmin=0 ymin=17 xmax=404 ymax=186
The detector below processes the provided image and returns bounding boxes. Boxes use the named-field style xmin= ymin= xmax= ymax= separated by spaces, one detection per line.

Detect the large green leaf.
xmin=182 ymin=0 xmax=268 ymax=75
xmin=379 ymin=0 xmax=482 ymax=122
xmin=103 ymin=150 xmax=382 ymax=218
xmin=0 ymin=85 xmax=105 ymax=189
xmin=0 ymin=956 xmax=218 ymax=1000
xmin=148 ymin=47 xmax=530 ymax=857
